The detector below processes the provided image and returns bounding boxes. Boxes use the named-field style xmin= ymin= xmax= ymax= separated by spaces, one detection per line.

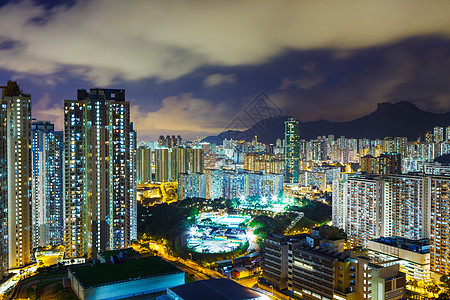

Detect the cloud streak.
xmin=204 ymin=73 xmax=236 ymax=87
xmin=1 ymin=0 xmax=450 ymax=85
xmin=130 ymin=93 xmax=233 ymax=140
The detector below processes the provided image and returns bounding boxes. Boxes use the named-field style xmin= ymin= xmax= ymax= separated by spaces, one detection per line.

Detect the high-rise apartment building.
xmin=434 ymin=126 xmax=444 ymax=143
xmin=31 ymin=121 xmax=64 ymax=247
xmin=129 ymin=129 xmax=137 ymax=242
xmin=430 ymin=175 xmax=450 ymax=275
xmin=178 ymin=172 xmax=206 ymax=200
xmin=386 ymin=174 xmax=430 ymax=240
xmin=205 ymin=169 xmax=224 ymax=200
xmin=337 ymin=173 xmax=431 ymax=247
xmin=0 ymin=86 xmax=6 ymax=277
xmin=155 ymin=146 xmax=204 ymax=182
xmin=346 ymin=176 xmax=387 ymax=247
xmin=0 ymin=81 xmax=32 ymax=272
xmin=360 ymin=153 xmax=401 ymax=175
xmin=137 ymin=146 xmax=152 ymax=183
xmin=64 ymin=88 xmax=136 ymax=258
xmin=284 ymin=118 xmax=300 ymax=184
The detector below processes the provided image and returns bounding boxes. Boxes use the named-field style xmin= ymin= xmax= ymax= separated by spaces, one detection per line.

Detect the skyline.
xmin=0 ymin=0 xmax=450 ymax=140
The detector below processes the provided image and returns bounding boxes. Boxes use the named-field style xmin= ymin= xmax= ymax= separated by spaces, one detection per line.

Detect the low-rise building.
xmin=370 ymin=264 xmax=406 ymax=300
xmin=166 ymin=278 xmax=261 ymax=300
xmin=68 ymin=256 xmax=184 ymax=300
xmin=367 ymin=237 xmax=430 ymax=282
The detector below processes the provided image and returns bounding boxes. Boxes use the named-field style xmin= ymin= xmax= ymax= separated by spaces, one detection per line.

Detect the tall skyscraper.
xmin=129 ymin=128 xmax=137 ymax=242
xmin=155 ymin=147 xmax=171 ymax=182
xmin=346 ymin=176 xmax=387 ymax=247
xmin=64 ymin=88 xmax=136 ymax=258
xmin=434 ymin=126 xmax=444 ymax=143
xmin=137 ymin=145 xmax=152 ymax=183
xmin=155 ymin=146 xmax=204 ymax=182
xmin=336 ymin=173 xmax=432 ymax=248
xmin=387 ymin=174 xmax=430 ymax=240
xmin=0 ymin=81 xmax=32 ymax=272
xmin=190 ymin=147 xmax=204 ymax=174
xmin=284 ymin=118 xmax=300 ymax=184
xmin=430 ymin=175 xmax=450 ymax=275
xmin=31 ymin=121 xmax=64 ymax=247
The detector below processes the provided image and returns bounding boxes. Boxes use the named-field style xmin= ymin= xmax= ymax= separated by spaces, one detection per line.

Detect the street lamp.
xmin=189 ymin=253 xmax=192 ymax=260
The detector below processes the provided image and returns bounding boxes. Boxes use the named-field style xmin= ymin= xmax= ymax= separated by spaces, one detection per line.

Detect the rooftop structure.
xmin=167 ymin=278 xmax=261 ymax=300
xmin=68 ymin=256 xmax=184 ymax=300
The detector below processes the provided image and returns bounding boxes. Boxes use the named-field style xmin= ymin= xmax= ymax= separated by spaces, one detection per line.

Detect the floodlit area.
xmin=35 ymin=248 xmax=64 ymax=266
xmin=187 ymin=213 xmax=251 ymax=253
xmin=137 ymin=182 xmax=178 ymax=205
xmin=237 ymin=194 xmax=297 ymax=212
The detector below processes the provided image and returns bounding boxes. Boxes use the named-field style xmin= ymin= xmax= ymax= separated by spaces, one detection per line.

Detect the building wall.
xmin=386 ymin=174 xmax=430 ymax=240
xmin=367 ymin=239 xmax=430 ymax=282
xmin=31 ymin=121 xmax=63 ymax=247
xmin=289 ymin=248 xmax=334 ymax=300
xmin=263 ymin=236 xmax=289 ymax=290
xmin=430 ymin=176 xmax=450 ymax=275
xmin=137 ymin=146 xmax=152 ymax=183
xmin=64 ymin=89 xmax=136 ymax=258
xmin=69 ymin=269 xmax=185 ymax=300
xmin=284 ymin=118 xmax=300 ymax=184
xmin=0 ymin=96 xmax=6 ymax=277
xmin=337 ymin=173 xmax=434 ymax=248
xmin=346 ymin=176 xmax=386 ymax=247
xmin=178 ymin=172 xmax=206 ymax=200
xmin=1 ymin=81 xmax=32 ymax=269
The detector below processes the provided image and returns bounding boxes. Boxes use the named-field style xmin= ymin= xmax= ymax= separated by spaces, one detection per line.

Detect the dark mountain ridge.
xmin=202 ymin=101 xmax=450 ymax=144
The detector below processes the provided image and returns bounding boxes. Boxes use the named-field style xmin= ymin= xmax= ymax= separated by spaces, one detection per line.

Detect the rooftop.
xmin=169 ymin=279 xmax=260 ymax=300
xmin=370 ymin=236 xmax=430 ymax=254
xmin=70 ymin=256 xmax=181 ymax=288
xmin=98 ymin=247 xmax=139 ymax=260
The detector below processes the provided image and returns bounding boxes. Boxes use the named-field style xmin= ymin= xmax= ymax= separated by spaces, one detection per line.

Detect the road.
xmin=0 ymin=264 xmax=37 ymax=297
xmin=134 ymin=239 xmax=226 ymax=280
xmin=234 ymin=276 xmax=259 ymax=288
xmin=0 ymin=251 xmax=61 ymax=297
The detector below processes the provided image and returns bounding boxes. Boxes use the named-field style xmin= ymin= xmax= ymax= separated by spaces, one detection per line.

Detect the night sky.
xmin=1 ymin=0 xmax=450 ymax=140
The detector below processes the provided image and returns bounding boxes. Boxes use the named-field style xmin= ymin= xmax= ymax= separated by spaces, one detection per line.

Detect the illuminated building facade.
xmin=155 ymin=147 xmax=171 ymax=182
xmin=244 ymin=153 xmax=284 ymax=174
xmin=222 ymin=171 xmax=283 ymax=200
xmin=137 ymin=146 xmax=152 ymax=183
xmin=178 ymin=172 xmax=206 ymax=200
xmin=334 ymin=171 xmax=434 ymax=252
xmin=284 ymin=118 xmax=300 ymax=184
xmin=360 ymin=153 xmax=401 ymax=175
xmin=332 ymin=177 xmax=348 ymax=231
xmin=190 ymin=147 xmax=204 ymax=174
xmin=434 ymin=126 xmax=444 ymax=143
xmin=130 ymin=129 xmax=137 ymax=242
xmin=430 ymin=175 xmax=450 ymax=275
xmin=345 ymin=176 xmax=387 ymax=247
xmin=262 ymin=234 xmax=293 ymax=290
xmin=386 ymin=174 xmax=430 ymax=240
xmin=393 ymin=137 xmax=407 ymax=157
xmin=205 ymin=169 xmax=224 ymax=200
xmin=31 ymin=121 xmax=63 ymax=247
xmin=0 ymin=81 xmax=32 ymax=271
xmin=367 ymin=237 xmax=430 ymax=282
xmin=0 ymin=86 xmax=5 ymax=277
xmin=155 ymin=147 xmax=204 ymax=182
xmin=338 ymin=173 xmax=431 ymax=247
xmin=64 ymin=88 xmax=136 ymax=258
